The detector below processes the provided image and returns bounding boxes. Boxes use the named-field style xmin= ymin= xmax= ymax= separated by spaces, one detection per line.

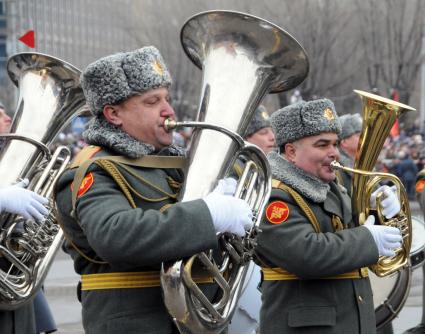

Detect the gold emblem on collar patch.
xmin=323 ymin=108 xmax=334 ymax=120
xmin=266 ymin=201 xmax=290 ymax=224
xmin=152 ymin=60 xmax=164 ymax=76
xmin=261 ymin=111 xmax=269 ymax=120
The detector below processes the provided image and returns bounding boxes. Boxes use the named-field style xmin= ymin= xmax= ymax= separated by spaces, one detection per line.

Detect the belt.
xmin=81 ymin=271 xmax=214 ymax=291
xmin=262 ymin=267 xmax=369 ymax=281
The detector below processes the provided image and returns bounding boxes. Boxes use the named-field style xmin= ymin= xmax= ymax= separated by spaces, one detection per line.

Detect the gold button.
xmin=358 ymin=295 xmax=363 ymax=302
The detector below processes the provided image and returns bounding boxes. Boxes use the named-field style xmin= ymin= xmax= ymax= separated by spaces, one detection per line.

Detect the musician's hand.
xmin=370 ymin=185 xmax=401 ymax=219
xmin=214 ymin=178 xmax=238 ymax=196
xmin=203 ymin=183 xmax=253 ymax=237
xmin=363 ymin=215 xmax=402 ymax=257
xmin=0 ymin=185 xmax=49 ymax=221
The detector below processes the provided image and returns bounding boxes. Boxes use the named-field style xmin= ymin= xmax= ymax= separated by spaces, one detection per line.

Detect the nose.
xmin=329 ymin=145 xmax=340 ymax=160
xmin=269 ymin=131 xmax=276 ymax=144
xmin=161 ymin=100 xmax=175 ymax=119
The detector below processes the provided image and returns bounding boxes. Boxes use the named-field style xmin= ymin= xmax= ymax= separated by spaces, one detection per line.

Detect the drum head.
xmin=410 ymin=216 xmax=425 ymax=269
xmin=369 ymin=268 xmax=411 ymax=330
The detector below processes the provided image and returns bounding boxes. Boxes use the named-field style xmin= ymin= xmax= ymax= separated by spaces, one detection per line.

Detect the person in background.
xmin=394 ymin=150 xmax=418 ymax=201
xmin=256 ymin=98 xmax=402 ymax=334
xmin=229 ymin=105 xmax=276 ymax=334
xmin=54 ymin=46 xmax=253 ymax=334
xmin=337 ymin=113 xmax=362 ymax=195
xmin=0 ymin=102 xmax=11 ymax=150
xmin=0 ymin=101 xmax=56 ymax=334
xmin=244 ymin=105 xmax=276 ymax=154
xmin=0 ymin=180 xmax=50 ymax=333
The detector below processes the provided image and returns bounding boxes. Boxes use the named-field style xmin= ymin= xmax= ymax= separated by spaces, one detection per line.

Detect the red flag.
xmin=390 ymin=119 xmax=399 ymax=138
xmin=18 ymin=30 xmax=35 ymax=48
xmin=390 ymin=89 xmax=399 ymax=138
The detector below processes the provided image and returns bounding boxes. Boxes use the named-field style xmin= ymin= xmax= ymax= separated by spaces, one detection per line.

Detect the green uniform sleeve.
xmin=257 ymin=188 xmax=379 ymax=279
xmin=56 ymin=168 xmax=218 ymax=271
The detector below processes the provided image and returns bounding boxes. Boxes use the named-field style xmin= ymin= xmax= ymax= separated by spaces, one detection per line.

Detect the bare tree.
xmin=355 ymin=0 xmax=425 ymax=104
xmin=114 ymin=0 xmax=424 ymax=120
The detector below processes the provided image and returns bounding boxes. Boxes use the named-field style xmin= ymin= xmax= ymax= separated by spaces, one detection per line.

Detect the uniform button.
xmin=358 ymin=295 xmax=363 ymax=302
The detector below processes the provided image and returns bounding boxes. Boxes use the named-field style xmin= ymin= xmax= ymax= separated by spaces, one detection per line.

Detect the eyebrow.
xmin=313 ymin=139 xmax=334 ymax=145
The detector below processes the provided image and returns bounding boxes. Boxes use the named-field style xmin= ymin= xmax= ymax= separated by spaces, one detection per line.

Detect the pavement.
xmin=44 ymin=250 xmax=84 ymax=333
xmin=42 ymin=200 xmax=425 ymax=334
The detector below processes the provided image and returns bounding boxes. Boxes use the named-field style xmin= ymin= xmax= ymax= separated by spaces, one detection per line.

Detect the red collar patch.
xmin=416 ymin=179 xmax=425 ymax=193
xmin=72 ymin=172 xmax=94 ymax=198
xmin=266 ymin=201 xmax=290 ymax=224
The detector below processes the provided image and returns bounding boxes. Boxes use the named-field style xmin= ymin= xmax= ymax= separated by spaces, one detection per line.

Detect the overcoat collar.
xmin=83 ymin=116 xmax=185 ymax=159
xmin=268 ymin=152 xmax=329 ymax=203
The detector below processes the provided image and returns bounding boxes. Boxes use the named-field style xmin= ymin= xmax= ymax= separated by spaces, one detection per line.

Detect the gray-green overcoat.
xmin=55 ymin=147 xmax=219 ymax=334
xmin=256 ymin=152 xmax=379 ymax=334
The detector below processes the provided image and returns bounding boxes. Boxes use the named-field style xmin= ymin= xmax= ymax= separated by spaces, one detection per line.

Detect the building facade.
xmin=2 ymin=0 xmax=139 ymax=109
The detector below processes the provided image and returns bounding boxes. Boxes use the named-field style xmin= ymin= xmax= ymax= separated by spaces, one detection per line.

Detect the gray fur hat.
xmin=81 ymin=46 xmax=172 ymax=116
xmin=271 ymin=98 xmax=341 ymax=147
xmin=338 ymin=113 xmax=362 ymax=140
xmin=245 ymin=105 xmax=272 ymax=138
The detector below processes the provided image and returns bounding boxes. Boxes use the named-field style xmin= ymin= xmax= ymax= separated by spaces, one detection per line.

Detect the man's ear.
xmin=284 ymin=143 xmax=296 ymax=162
xmin=339 ymin=138 xmax=347 ymax=150
xmin=103 ymin=105 xmax=122 ymax=126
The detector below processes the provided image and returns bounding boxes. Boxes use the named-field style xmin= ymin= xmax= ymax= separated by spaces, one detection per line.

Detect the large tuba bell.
xmin=0 ymin=52 xmax=86 ymax=309
xmin=331 ymin=89 xmax=415 ymax=277
xmin=161 ymin=10 xmax=309 ymax=334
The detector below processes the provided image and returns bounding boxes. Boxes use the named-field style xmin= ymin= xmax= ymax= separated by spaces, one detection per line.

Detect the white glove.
xmin=0 ymin=183 xmax=49 ymax=222
xmin=204 ymin=179 xmax=253 ymax=237
xmin=214 ymin=178 xmax=238 ymax=196
xmin=370 ymin=185 xmax=401 ymax=219
xmin=364 ymin=215 xmax=402 ymax=257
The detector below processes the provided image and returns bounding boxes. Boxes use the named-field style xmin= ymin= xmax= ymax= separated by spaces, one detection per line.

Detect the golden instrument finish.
xmin=331 ymin=89 xmax=415 ymax=277
xmin=161 ymin=10 xmax=309 ymax=334
xmin=0 ymin=53 xmax=86 ymax=309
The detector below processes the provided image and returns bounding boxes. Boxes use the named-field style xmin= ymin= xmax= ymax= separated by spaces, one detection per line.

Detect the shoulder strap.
xmin=70 ymin=154 xmax=186 ymax=213
xmin=69 ymin=145 xmax=102 ymax=169
xmin=271 ymin=179 xmax=321 ymax=233
xmin=63 ymin=150 xmax=186 ymax=265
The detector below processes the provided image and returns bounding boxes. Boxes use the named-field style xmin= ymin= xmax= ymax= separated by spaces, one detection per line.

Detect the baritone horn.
xmin=0 ymin=52 xmax=86 ymax=309
xmin=331 ymin=89 xmax=415 ymax=277
xmin=161 ymin=10 xmax=309 ymax=334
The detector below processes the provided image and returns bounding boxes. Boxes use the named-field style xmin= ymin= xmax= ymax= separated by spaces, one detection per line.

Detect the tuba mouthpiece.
xmin=163 ymin=119 xmax=178 ymax=132
xmin=330 ymin=160 xmax=343 ymax=170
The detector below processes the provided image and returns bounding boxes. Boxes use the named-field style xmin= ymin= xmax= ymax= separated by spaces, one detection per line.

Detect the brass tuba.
xmin=331 ymin=89 xmax=415 ymax=277
xmin=161 ymin=10 xmax=309 ymax=334
xmin=0 ymin=52 xmax=86 ymax=309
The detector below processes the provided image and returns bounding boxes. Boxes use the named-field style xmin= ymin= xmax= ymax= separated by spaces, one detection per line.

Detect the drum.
xmin=369 ymin=267 xmax=412 ymax=330
xmin=228 ymin=262 xmax=261 ymax=334
xmin=410 ymin=216 xmax=425 ymax=269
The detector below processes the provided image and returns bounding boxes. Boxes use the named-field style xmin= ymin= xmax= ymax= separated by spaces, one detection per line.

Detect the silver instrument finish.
xmin=161 ymin=10 xmax=309 ymax=334
xmin=0 ymin=53 xmax=86 ymax=309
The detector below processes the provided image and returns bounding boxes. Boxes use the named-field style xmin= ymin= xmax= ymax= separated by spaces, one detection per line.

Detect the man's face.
xmin=246 ymin=127 xmax=276 ymax=154
xmin=0 ymin=108 xmax=11 ymax=134
xmin=285 ymin=132 xmax=340 ymax=183
xmin=108 ymin=88 xmax=175 ymax=150
xmin=340 ymin=133 xmax=360 ymax=159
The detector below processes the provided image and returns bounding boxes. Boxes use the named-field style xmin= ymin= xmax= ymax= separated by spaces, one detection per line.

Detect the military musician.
xmin=256 ymin=99 xmax=402 ymax=334
xmin=54 ymin=46 xmax=253 ymax=334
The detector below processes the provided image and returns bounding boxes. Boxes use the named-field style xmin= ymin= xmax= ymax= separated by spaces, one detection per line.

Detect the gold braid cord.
xmin=95 ymin=159 xmax=137 ymax=208
xmin=271 ymin=179 xmax=321 ymax=233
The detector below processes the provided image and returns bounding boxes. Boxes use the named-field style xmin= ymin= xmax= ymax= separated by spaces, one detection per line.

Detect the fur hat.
xmin=245 ymin=105 xmax=271 ymax=138
xmin=338 ymin=113 xmax=362 ymax=140
xmin=81 ymin=46 xmax=172 ymax=116
xmin=271 ymin=98 xmax=341 ymax=147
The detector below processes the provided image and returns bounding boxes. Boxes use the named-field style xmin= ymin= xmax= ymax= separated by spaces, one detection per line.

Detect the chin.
xmin=320 ymin=172 xmax=336 ymax=183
